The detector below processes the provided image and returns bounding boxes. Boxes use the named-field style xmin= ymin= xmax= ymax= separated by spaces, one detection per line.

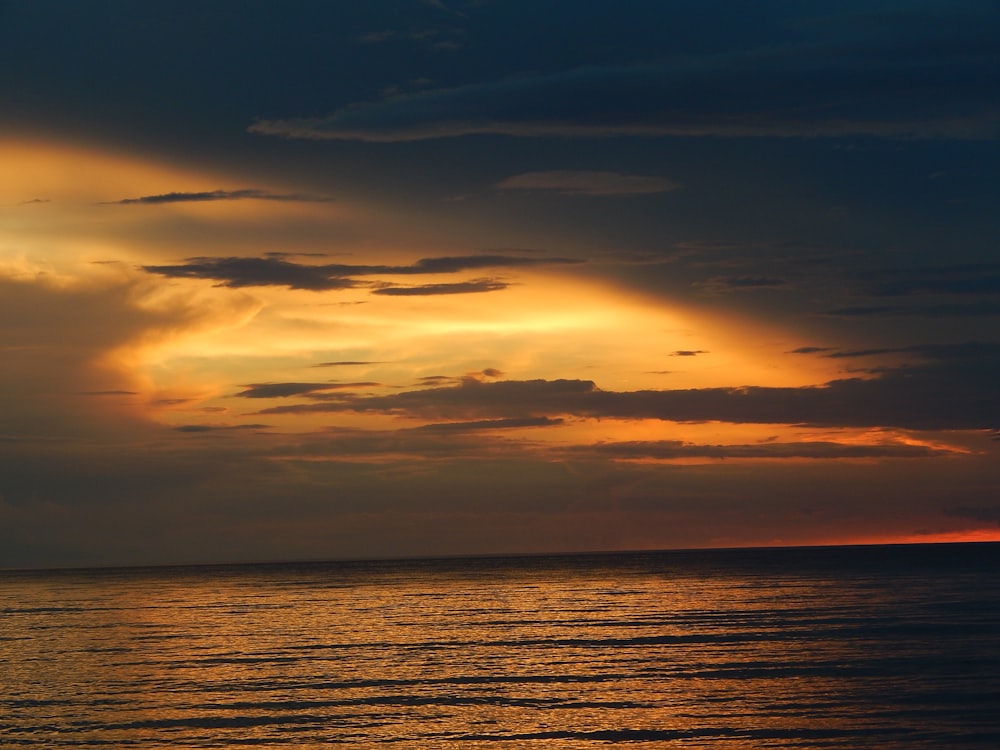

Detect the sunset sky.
xmin=1 ymin=0 xmax=998 ymax=569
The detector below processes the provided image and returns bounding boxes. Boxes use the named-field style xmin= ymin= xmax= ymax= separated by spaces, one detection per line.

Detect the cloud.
xmin=496 ymin=171 xmax=680 ymax=196
xmin=234 ymin=382 xmax=380 ymax=398
xmin=142 ymin=254 xmax=581 ymax=291
xmin=254 ymin=343 xmax=1000 ymax=431
xmin=824 ymin=302 xmax=1000 ymax=317
xmin=0 ymin=269 xmax=258 ymax=440
xmin=822 ymin=342 xmax=996 ymax=360
xmin=104 ymin=189 xmax=333 ymax=205
xmin=357 ymin=26 xmax=462 ymax=50
xmin=402 ymin=254 xmax=583 ymax=274
xmin=848 ymin=263 xmax=1000 ymax=297
xmin=569 ymin=440 xmax=957 ymax=460
xmin=789 ymin=347 xmax=836 ymax=355
xmin=671 ymin=350 xmax=708 ymax=357
xmin=700 ymin=275 xmax=788 ymax=293
xmin=413 ymin=416 xmax=564 ymax=433
xmin=371 ymin=279 xmax=508 ymax=295
xmin=248 ymin=30 xmax=1000 ymax=142
xmin=417 ymin=375 xmax=456 ymax=386
xmin=77 ymin=390 xmax=139 ymax=396
xmin=944 ymin=505 xmax=1000 ymax=525
xmin=310 ymin=361 xmax=383 ymax=368
xmin=143 ymin=256 xmax=360 ymax=291
xmin=174 ymin=424 xmax=271 ymax=433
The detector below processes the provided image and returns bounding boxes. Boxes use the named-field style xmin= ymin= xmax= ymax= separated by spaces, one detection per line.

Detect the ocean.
xmin=2 ymin=543 xmax=998 ymax=748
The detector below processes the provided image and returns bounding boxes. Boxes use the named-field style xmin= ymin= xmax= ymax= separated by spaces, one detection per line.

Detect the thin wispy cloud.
xmin=234 ymin=382 xmax=380 ymax=399
xmin=174 ymin=423 xmax=271 ymax=433
xmin=825 ymin=302 xmax=1000 ymax=318
xmin=497 ymin=171 xmax=680 ymax=196
xmin=372 ymin=279 xmax=508 ymax=296
xmin=310 ymin=361 xmax=383 ymax=368
xmin=104 ymin=189 xmax=333 ymax=205
xmin=568 ymin=439 xmax=958 ymax=460
xmin=413 ymin=416 xmax=564 ymax=432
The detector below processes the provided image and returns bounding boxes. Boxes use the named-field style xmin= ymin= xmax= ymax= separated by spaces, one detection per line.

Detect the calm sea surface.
xmin=2 ymin=543 xmax=999 ymax=748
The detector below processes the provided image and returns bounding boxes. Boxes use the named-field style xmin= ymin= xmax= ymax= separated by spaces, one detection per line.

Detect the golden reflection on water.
xmin=2 ymin=547 xmax=999 ymax=748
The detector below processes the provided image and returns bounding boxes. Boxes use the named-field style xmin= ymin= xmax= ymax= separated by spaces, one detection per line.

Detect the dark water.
xmin=2 ymin=543 xmax=999 ymax=748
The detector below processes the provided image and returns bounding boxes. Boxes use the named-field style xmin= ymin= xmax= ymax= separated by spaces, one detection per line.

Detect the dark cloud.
xmin=856 ymin=264 xmax=1000 ymax=297
xmin=250 ymin=18 xmax=1000 ymax=142
xmin=142 ymin=257 xmax=359 ymax=291
xmin=403 ymin=254 xmax=583 ymax=274
xmin=234 ymin=382 xmax=380 ymax=399
xmin=174 ymin=424 xmax=271 ymax=433
xmin=701 ymin=276 xmax=788 ymax=292
xmin=413 ymin=416 xmax=564 ymax=433
xmin=371 ymin=279 xmax=508 ymax=295
xmin=671 ymin=350 xmax=708 ymax=357
xmin=104 ymin=189 xmax=333 ymax=205
xmin=255 ymin=344 xmax=1000 ymax=431
xmin=823 ymin=342 xmax=996 ymax=360
xmin=569 ymin=440 xmax=956 ymax=460
xmin=76 ymin=390 xmax=138 ymax=396
xmin=789 ymin=347 xmax=836 ymax=355
xmin=825 ymin=302 xmax=1000 ymax=317
xmin=944 ymin=505 xmax=1000 ymax=525
xmin=417 ymin=375 xmax=454 ymax=385
xmin=142 ymin=254 xmax=580 ymax=292
xmin=310 ymin=361 xmax=383 ymax=368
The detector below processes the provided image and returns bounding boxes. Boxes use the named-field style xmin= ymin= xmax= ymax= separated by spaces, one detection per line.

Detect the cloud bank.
xmin=249 ymin=32 xmax=1000 ymax=142
xmin=255 ymin=343 xmax=1000 ymax=431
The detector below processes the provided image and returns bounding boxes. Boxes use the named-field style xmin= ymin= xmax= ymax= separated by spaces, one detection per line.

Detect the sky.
xmin=1 ymin=0 xmax=998 ymax=569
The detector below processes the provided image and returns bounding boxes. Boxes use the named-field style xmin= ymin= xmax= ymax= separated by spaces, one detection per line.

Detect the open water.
xmin=2 ymin=543 xmax=999 ymax=748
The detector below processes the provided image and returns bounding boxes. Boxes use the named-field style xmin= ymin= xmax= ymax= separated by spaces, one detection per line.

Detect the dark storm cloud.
xmin=255 ymin=344 xmax=1000 ymax=430
xmin=142 ymin=254 xmax=579 ymax=291
xmin=250 ymin=11 xmax=1000 ymax=142
xmin=104 ymin=189 xmax=333 ymax=205
xmin=372 ymin=279 xmax=508 ymax=296
xmin=569 ymin=440 xmax=956 ymax=460
xmin=234 ymin=382 xmax=380 ymax=399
